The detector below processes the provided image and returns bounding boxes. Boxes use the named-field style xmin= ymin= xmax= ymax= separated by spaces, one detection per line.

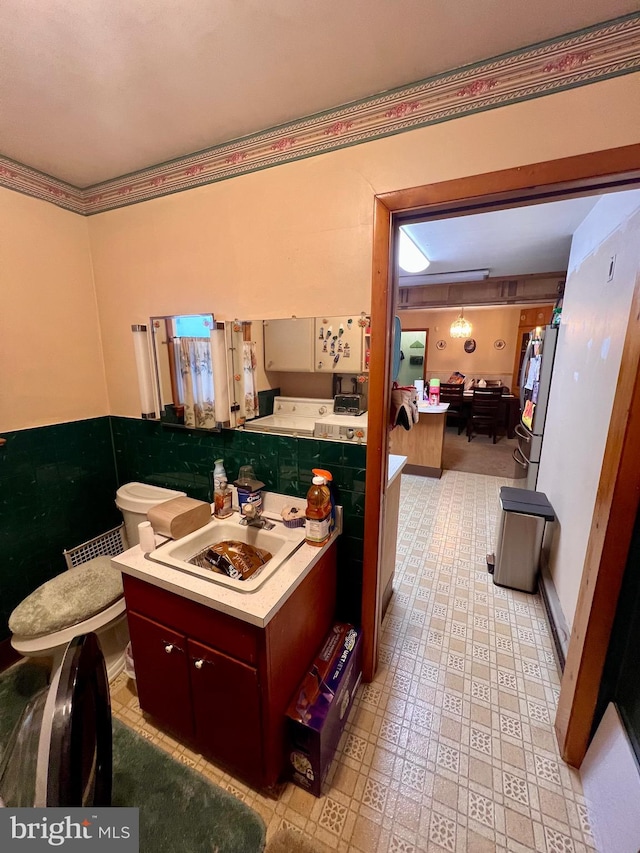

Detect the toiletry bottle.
xmin=305 ymin=476 xmax=331 ymax=547
xmin=312 ymin=468 xmax=336 ymax=533
xmin=214 ymin=478 xmax=233 ymax=518
xmin=213 ymin=459 xmax=227 ymax=493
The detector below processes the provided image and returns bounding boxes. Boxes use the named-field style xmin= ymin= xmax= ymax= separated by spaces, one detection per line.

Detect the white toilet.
xmin=9 ymin=482 xmax=185 ymax=681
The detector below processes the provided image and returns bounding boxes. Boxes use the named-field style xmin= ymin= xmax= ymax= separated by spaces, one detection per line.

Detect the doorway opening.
xmin=362 ymin=144 xmax=640 ymax=770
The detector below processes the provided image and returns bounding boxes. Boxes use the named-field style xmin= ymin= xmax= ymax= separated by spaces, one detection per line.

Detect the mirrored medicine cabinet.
xmin=150 ymin=313 xmax=255 ymax=432
xmin=146 ymin=311 xmax=370 ymax=435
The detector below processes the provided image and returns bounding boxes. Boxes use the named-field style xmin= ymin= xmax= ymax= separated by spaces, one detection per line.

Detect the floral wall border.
xmin=1 ymin=13 xmax=639 ymax=217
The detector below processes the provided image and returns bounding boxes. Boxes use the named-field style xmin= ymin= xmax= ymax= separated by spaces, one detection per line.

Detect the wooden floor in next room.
xmin=110 ymin=469 xmax=595 ymax=853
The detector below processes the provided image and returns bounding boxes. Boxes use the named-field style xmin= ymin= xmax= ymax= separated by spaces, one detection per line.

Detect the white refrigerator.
xmin=514 ymin=324 xmax=559 ymax=490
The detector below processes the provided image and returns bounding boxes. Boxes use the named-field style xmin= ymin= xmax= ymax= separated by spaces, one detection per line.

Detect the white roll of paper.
xmin=138 ymin=521 xmax=156 ymax=554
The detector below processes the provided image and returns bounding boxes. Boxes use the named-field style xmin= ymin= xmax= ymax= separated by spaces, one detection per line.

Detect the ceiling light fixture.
xmin=450 ymin=309 xmax=472 ymax=339
xmin=399 ymin=268 xmax=490 ymax=286
xmin=398 ymin=228 xmax=430 ymax=273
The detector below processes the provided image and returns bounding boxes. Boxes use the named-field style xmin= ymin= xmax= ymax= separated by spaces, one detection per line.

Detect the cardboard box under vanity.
xmin=285 ymin=623 xmax=362 ymax=797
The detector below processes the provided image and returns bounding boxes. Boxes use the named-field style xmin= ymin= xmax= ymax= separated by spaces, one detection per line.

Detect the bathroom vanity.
xmin=112 ymin=498 xmax=338 ymax=790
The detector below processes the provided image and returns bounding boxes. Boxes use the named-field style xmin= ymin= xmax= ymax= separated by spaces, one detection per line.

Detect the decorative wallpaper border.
xmin=1 ymin=13 xmax=639 ymax=216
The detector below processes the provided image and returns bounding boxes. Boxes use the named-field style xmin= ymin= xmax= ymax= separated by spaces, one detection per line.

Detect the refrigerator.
xmin=513 ymin=324 xmax=558 ymax=490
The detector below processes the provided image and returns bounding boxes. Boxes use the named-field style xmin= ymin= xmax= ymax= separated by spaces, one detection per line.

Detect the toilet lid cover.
xmin=9 ymin=557 xmax=123 ymax=638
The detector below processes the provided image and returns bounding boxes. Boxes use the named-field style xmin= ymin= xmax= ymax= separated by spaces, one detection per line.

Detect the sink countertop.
xmin=112 ymin=491 xmax=338 ymax=629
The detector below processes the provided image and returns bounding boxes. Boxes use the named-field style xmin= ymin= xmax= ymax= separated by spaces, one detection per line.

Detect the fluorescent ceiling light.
xmin=399 ymin=268 xmax=490 ymax=286
xmin=398 ymin=228 xmax=430 ymax=273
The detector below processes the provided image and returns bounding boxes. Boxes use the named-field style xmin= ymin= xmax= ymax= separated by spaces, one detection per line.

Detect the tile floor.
xmin=111 ymin=470 xmax=597 ymax=852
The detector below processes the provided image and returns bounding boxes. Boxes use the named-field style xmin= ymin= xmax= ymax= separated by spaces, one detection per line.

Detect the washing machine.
xmin=0 ymin=632 xmax=112 ymax=807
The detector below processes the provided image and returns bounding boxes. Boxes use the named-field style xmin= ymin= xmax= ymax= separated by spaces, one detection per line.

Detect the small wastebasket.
xmin=491 ymin=487 xmax=555 ymax=593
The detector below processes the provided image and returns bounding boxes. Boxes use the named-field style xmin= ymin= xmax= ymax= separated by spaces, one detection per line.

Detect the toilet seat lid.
xmin=9 ymin=557 xmax=123 ymax=639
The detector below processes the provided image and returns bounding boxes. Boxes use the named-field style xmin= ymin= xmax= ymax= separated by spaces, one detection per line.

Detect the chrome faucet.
xmin=239 ymin=503 xmax=275 ymax=530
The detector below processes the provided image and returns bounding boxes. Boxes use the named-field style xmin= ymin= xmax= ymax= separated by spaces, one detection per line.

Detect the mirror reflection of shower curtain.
xmin=177 ymin=337 xmax=216 ymax=428
xmin=243 ymin=341 xmax=259 ymax=420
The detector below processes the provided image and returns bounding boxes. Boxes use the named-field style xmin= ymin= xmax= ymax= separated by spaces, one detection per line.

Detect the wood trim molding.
xmin=555 ymin=270 xmax=640 ymax=767
xmin=361 ymin=198 xmax=393 ymax=681
xmin=362 ymin=144 xmax=640 ymax=754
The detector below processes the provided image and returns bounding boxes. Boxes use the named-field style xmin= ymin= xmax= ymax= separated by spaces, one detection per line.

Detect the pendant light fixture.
xmin=450 ymin=309 xmax=472 ymax=339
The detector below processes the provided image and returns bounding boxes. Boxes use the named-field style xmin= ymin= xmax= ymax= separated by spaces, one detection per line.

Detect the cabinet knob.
xmin=164 ymin=643 xmax=174 ymax=654
xmin=194 ymin=659 xmax=205 ymax=670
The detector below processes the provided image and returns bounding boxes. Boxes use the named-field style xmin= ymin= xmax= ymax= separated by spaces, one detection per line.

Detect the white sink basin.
xmin=147 ymin=513 xmax=306 ymax=592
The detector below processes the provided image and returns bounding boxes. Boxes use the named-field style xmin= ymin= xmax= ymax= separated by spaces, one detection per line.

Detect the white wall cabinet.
xmin=314 ymin=315 xmax=369 ymax=373
xmin=263 ymin=317 xmax=315 ymax=372
xmin=264 ymin=315 xmax=370 ymax=374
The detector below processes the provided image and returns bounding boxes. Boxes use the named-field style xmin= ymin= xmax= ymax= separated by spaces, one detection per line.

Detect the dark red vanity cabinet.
xmin=123 ymin=542 xmax=337 ymax=789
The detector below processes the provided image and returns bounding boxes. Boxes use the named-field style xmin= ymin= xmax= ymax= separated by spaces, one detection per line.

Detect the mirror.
xmin=147 ymin=312 xmax=370 ymax=440
xmin=150 ymin=314 xmax=257 ymax=431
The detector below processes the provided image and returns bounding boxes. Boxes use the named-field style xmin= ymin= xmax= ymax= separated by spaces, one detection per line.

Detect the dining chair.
xmin=439 ymin=382 xmax=466 ymax=434
xmin=467 ymin=387 xmax=504 ymax=443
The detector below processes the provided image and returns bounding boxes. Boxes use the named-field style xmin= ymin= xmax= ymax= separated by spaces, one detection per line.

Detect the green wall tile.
xmin=0 ymin=417 xmax=369 ymax=644
xmin=0 ymin=417 xmax=119 ymax=642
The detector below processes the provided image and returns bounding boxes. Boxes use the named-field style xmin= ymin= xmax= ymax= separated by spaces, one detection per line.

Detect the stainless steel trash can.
xmin=493 ymin=487 xmax=555 ymax=593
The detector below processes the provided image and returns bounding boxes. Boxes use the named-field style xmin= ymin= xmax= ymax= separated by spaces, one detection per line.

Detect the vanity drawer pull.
xmin=163 ymin=641 xmax=184 ymax=655
xmin=193 ymin=658 xmax=212 ymax=670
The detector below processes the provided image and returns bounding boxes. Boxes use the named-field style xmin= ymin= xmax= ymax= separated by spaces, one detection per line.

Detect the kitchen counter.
xmin=112 ymin=491 xmax=338 ymax=628
xmin=389 ymin=403 xmax=449 ymax=477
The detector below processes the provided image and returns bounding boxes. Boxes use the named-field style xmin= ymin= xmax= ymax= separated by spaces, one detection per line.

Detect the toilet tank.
xmin=115 ymin=482 xmax=187 ymax=546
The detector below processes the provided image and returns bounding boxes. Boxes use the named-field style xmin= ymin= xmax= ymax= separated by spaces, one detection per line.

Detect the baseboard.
xmin=581 ymin=703 xmax=640 ymax=853
xmin=538 ymin=553 xmax=570 ymax=675
xmin=403 ymin=464 xmax=442 ymax=478
xmin=0 ymin=637 xmax=21 ymax=673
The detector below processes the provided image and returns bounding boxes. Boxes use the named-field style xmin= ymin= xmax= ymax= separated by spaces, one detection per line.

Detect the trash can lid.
xmin=499 ymin=486 xmax=555 ymax=521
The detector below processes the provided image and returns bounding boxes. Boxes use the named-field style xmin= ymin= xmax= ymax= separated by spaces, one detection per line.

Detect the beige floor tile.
xmin=350 ymin=814 xmax=382 ymax=851
xmin=505 ymin=807 xmax=536 ymax=847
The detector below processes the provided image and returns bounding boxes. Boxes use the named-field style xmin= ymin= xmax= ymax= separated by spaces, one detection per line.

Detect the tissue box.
xmin=286 ymin=623 xmax=362 ymax=796
xmin=147 ymin=496 xmax=211 ymax=539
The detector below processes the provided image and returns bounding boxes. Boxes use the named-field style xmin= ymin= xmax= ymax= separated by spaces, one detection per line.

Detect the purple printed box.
xmin=286 ymin=624 xmax=362 ymax=796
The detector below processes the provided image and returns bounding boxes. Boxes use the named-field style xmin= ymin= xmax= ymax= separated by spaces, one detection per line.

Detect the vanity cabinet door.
xmin=188 ymin=638 xmax=263 ymax=784
xmin=127 ymin=611 xmax=195 ymax=739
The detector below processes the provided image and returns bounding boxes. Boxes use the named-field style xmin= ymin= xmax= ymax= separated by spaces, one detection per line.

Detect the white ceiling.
xmin=403 ymin=195 xmax=602 ymax=278
xmin=0 ymin=1 xmax=636 ymax=187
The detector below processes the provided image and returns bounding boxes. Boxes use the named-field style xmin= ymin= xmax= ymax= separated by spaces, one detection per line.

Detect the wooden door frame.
xmin=361 ymin=143 xmax=640 ymax=768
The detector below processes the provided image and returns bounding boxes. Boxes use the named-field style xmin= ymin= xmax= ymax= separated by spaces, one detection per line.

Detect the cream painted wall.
xmin=87 ymin=73 xmax=640 ymax=418
xmin=400 ymin=307 xmax=522 ymax=387
xmin=0 ymin=187 xmax=107 ymax=431
xmin=537 ymin=192 xmax=640 ymax=628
